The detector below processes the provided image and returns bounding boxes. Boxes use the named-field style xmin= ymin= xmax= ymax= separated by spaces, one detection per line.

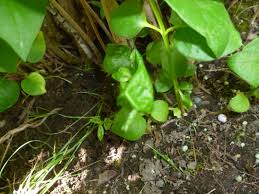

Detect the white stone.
xmin=217 ymin=114 xmax=227 ymax=123
xmin=182 ymin=145 xmax=188 ymax=152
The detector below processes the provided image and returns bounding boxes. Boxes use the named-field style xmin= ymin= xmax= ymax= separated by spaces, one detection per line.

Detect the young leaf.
xmin=103 ymin=44 xmax=134 ymax=74
xmin=251 ymin=88 xmax=259 ymax=99
xmin=179 ymin=91 xmax=193 ymax=110
xmin=27 ymin=31 xmax=46 ymax=63
xmin=112 ymin=67 xmax=132 ymax=82
xmin=164 ymin=0 xmax=242 ymax=57
xmin=155 ymin=70 xmax=173 ymax=93
xmin=228 ymin=38 xmax=259 ymax=88
xmin=0 ymin=79 xmax=20 ymax=112
xmin=0 ymin=0 xmax=48 ymax=60
xmin=172 ymin=107 xmax=181 ymax=118
xmin=146 ymin=41 xmax=164 ymax=65
xmin=110 ymin=0 xmax=147 ymax=38
xmin=21 ymin=72 xmax=46 ymax=96
xmin=228 ymin=92 xmax=250 ymax=113
xmin=112 ymin=108 xmax=146 ymax=141
xmin=103 ymin=118 xmax=112 ymax=130
xmin=173 ymin=27 xmax=216 ymax=61
xmin=123 ymin=50 xmax=154 ymax=113
xmin=0 ymin=39 xmax=19 ymax=73
xmin=97 ymin=125 xmax=105 ymax=141
xmin=151 ymin=100 xmax=169 ymax=122
xmin=179 ymin=81 xmax=193 ymax=91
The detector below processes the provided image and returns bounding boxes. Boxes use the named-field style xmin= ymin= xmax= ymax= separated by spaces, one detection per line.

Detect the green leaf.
xmin=173 ymin=27 xmax=216 ymax=61
xmin=21 ymin=72 xmax=46 ymax=96
xmin=0 ymin=0 xmax=48 ymax=61
xmin=103 ymin=43 xmax=134 ymax=74
xmin=146 ymin=41 xmax=164 ymax=65
xmin=164 ymin=0 xmax=242 ymax=57
xmin=228 ymin=38 xmax=259 ymax=88
xmin=112 ymin=108 xmax=146 ymax=141
xmin=151 ymin=100 xmax=169 ymax=122
xmin=172 ymin=107 xmax=181 ymax=118
xmin=251 ymin=88 xmax=259 ymax=99
xmin=0 ymin=39 xmax=19 ymax=73
xmin=179 ymin=91 xmax=193 ymax=110
xmin=155 ymin=70 xmax=173 ymax=93
xmin=179 ymin=81 xmax=193 ymax=91
xmin=0 ymin=79 xmax=20 ymax=112
xmin=97 ymin=125 xmax=104 ymax=141
xmin=169 ymin=10 xmax=186 ymax=27
xmin=112 ymin=67 xmax=132 ymax=82
xmin=161 ymin=46 xmax=190 ymax=80
xmin=123 ymin=50 xmax=154 ymax=113
xmin=110 ymin=0 xmax=147 ymax=38
xmin=103 ymin=118 xmax=112 ymax=130
xmin=228 ymin=92 xmax=250 ymax=113
xmin=27 ymin=31 xmax=46 ymax=63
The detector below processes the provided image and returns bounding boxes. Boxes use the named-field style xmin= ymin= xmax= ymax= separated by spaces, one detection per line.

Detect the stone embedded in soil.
xmin=217 ymin=114 xmax=227 ymax=123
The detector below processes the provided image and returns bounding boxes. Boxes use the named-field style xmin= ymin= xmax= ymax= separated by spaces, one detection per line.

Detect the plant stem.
xmin=148 ymin=0 xmax=169 ymax=49
xmin=148 ymin=0 xmax=184 ymax=112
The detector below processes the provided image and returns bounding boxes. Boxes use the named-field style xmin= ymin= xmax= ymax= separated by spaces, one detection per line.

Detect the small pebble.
xmin=235 ymin=175 xmax=242 ymax=182
xmin=255 ymin=153 xmax=259 ymax=159
xmin=182 ymin=145 xmax=188 ymax=152
xmin=207 ymin=136 xmax=213 ymax=142
xmin=131 ymin=154 xmax=137 ymax=159
xmin=218 ymin=114 xmax=227 ymax=123
xmin=126 ymin=185 xmax=130 ymax=190
xmin=240 ymin=142 xmax=245 ymax=148
xmin=199 ymin=64 xmax=203 ymax=68
xmin=242 ymin=121 xmax=248 ymax=126
xmin=224 ymin=81 xmax=229 ymax=85
xmin=203 ymin=75 xmax=209 ymax=80
xmin=183 ymin=113 xmax=188 ymax=117
xmin=203 ymin=128 xmax=208 ymax=132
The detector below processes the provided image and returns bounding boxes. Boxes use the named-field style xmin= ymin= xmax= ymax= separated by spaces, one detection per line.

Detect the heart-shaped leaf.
xmin=151 ymin=100 xmax=169 ymax=122
xmin=228 ymin=92 xmax=250 ymax=113
xmin=21 ymin=72 xmax=46 ymax=96
xmin=0 ymin=39 xmax=19 ymax=73
xmin=27 ymin=31 xmax=46 ymax=63
xmin=112 ymin=108 xmax=146 ymax=141
xmin=165 ymin=0 xmax=242 ymax=57
xmin=0 ymin=0 xmax=48 ymax=60
xmin=112 ymin=67 xmax=132 ymax=82
xmin=0 ymin=79 xmax=20 ymax=112
xmin=103 ymin=43 xmax=134 ymax=74
xmin=110 ymin=0 xmax=147 ymax=38
xmin=173 ymin=27 xmax=216 ymax=61
xmin=228 ymin=38 xmax=259 ymax=88
xmin=123 ymin=50 xmax=154 ymax=113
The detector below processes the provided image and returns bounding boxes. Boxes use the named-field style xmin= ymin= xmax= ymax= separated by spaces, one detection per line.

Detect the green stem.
xmin=148 ymin=0 xmax=169 ymax=49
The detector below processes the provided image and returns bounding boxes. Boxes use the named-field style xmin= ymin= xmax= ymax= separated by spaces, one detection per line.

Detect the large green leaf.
xmin=0 ymin=79 xmax=20 ymax=112
xmin=27 ymin=31 xmax=46 ymax=63
xmin=123 ymin=50 xmax=154 ymax=113
xmin=112 ymin=108 xmax=146 ymax=141
xmin=103 ymin=43 xmax=134 ymax=74
xmin=21 ymin=72 xmax=46 ymax=96
xmin=0 ymin=0 xmax=48 ymax=61
xmin=228 ymin=38 xmax=259 ymax=88
xmin=110 ymin=0 xmax=147 ymax=38
xmin=165 ymin=0 xmax=242 ymax=57
xmin=228 ymin=92 xmax=250 ymax=113
xmin=0 ymin=39 xmax=19 ymax=73
xmin=173 ymin=27 xmax=216 ymax=61
xmin=155 ymin=70 xmax=173 ymax=93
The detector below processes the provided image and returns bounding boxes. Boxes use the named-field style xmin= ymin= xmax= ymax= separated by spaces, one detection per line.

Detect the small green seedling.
xmin=103 ymin=0 xmax=249 ymax=140
xmin=0 ymin=0 xmax=48 ymax=112
xmin=227 ymin=37 xmax=259 ymax=113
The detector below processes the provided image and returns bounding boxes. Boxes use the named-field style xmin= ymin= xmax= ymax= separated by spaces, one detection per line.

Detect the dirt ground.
xmin=0 ymin=0 xmax=258 ymax=194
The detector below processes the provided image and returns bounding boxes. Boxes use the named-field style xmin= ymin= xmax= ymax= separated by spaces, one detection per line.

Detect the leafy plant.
xmin=0 ymin=0 xmax=48 ymax=112
xmin=102 ymin=0 xmax=258 ymax=140
xmin=227 ymin=37 xmax=259 ymax=112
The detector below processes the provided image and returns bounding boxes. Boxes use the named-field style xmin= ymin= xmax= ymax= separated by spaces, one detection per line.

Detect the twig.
xmin=0 ymin=108 xmax=61 ymax=144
